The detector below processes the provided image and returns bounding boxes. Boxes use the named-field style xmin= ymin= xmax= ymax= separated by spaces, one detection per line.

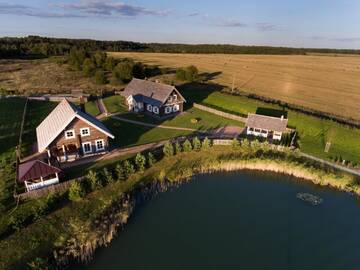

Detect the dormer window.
xmin=173 ymin=94 xmax=177 ymax=100
xmin=80 ymin=127 xmax=90 ymax=137
xmin=65 ymin=129 xmax=75 ymax=139
xmin=153 ymin=106 xmax=159 ymax=114
xmin=147 ymin=104 xmax=152 ymax=112
xmin=168 ymin=96 xmax=172 ymax=103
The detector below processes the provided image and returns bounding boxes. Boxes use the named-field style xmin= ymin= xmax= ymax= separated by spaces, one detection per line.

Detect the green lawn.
xmin=21 ymin=100 xmax=58 ymax=156
xmin=180 ymin=86 xmax=360 ymax=164
xmin=103 ymin=118 xmax=193 ymax=149
xmin=103 ymin=95 xmax=127 ymax=114
xmin=121 ymin=107 xmax=244 ymax=130
xmin=84 ymin=100 xmax=100 ymax=116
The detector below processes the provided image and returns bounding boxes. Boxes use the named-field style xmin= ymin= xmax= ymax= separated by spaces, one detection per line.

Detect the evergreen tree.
xmin=115 ymin=163 xmax=126 ymax=181
xmin=231 ymin=138 xmax=241 ymax=150
xmin=68 ymin=181 xmax=86 ymax=201
xmin=102 ymin=168 xmax=113 ymax=184
xmin=192 ymin=137 xmax=201 ymax=151
xmin=87 ymin=170 xmax=101 ymax=190
xmin=147 ymin=152 xmax=156 ymax=167
xmin=201 ymin=137 xmax=211 ymax=150
xmin=183 ymin=139 xmax=193 ymax=152
xmin=123 ymin=160 xmax=135 ymax=178
xmin=163 ymin=142 xmax=174 ymax=157
xmin=175 ymin=142 xmax=182 ymax=154
xmin=135 ymin=153 xmax=146 ymax=172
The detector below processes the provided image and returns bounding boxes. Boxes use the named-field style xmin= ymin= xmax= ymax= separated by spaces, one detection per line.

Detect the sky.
xmin=0 ymin=0 xmax=360 ymax=49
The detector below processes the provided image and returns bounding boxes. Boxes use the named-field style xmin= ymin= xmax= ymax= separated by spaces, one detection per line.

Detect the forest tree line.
xmin=1 ymin=35 xmax=360 ymax=58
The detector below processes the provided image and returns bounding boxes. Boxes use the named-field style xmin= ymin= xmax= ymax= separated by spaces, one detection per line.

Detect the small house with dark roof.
xmin=246 ymin=113 xmax=288 ymax=140
xmin=36 ymin=99 xmax=115 ymax=163
xmin=18 ymin=160 xmax=61 ymax=191
xmin=122 ymin=78 xmax=186 ymax=117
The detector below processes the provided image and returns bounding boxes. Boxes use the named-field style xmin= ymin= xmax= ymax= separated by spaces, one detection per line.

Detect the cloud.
xmin=0 ymin=1 xmax=170 ymax=18
xmin=255 ymin=23 xmax=278 ymax=31
xmin=55 ymin=0 xmax=170 ymax=17
xmin=330 ymin=37 xmax=360 ymax=42
xmin=217 ymin=20 xmax=247 ymax=28
xmin=0 ymin=3 xmax=83 ymax=18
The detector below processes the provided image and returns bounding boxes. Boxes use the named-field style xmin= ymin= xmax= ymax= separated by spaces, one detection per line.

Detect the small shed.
xmin=246 ymin=113 xmax=288 ymax=140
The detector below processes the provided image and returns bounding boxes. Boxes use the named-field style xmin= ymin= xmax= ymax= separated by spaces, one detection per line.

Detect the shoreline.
xmin=57 ymin=156 xmax=358 ymax=269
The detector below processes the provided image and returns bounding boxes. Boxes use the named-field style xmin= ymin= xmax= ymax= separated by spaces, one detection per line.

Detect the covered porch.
xmin=49 ymin=143 xmax=80 ymax=162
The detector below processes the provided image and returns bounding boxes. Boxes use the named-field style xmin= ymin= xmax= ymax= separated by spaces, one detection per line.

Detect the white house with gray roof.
xmin=246 ymin=113 xmax=288 ymax=140
xmin=122 ymin=78 xmax=186 ymax=117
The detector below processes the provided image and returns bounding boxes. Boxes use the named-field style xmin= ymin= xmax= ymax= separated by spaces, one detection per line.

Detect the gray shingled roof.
xmin=246 ymin=113 xmax=288 ymax=132
xmin=36 ymin=99 xmax=114 ymax=153
xmin=122 ymin=78 xmax=185 ymax=106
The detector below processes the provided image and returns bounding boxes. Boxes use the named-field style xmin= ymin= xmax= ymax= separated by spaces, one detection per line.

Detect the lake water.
xmin=75 ymin=171 xmax=360 ymax=270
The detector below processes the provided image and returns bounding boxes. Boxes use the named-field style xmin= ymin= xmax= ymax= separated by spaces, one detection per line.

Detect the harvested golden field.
xmin=109 ymin=52 xmax=360 ymax=121
xmin=0 ymin=58 xmax=115 ymax=94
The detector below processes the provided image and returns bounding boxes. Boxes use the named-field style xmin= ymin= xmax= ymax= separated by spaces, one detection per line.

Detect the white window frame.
xmin=80 ymin=127 xmax=90 ymax=137
xmin=147 ymin=104 xmax=152 ymax=112
xmin=65 ymin=129 xmax=75 ymax=139
xmin=153 ymin=106 xmax=159 ymax=114
xmin=173 ymin=104 xmax=180 ymax=112
xmin=95 ymin=139 xmax=105 ymax=152
xmin=168 ymin=96 xmax=173 ymax=103
xmin=173 ymin=94 xmax=178 ymax=101
xmin=165 ymin=106 xmax=172 ymax=114
xmin=82 ymin=142 xmax=92 ymax=154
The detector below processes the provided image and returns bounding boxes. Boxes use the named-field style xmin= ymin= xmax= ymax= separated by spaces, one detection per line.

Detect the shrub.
xmin=192 ymin=137 xmax=201 ymax=151
xmin=202 ymin=137 xmax=211 ymax=150
xmin=231 ymin=138 xmax=241 ymax=150
xmin=102 ymin=168 xmax=113 ymax=184
xmin=94 ymin=70 xmax=107 ymax=84
xmin=27 ymin=257 xmax=50 ymax=270
xmin=163 ymin=142 xmax=174 ymax=157
xmin=190 ymin=118 xmax=198 ymax=124
xmin=113 ymin=61 xmax=133 ymax=83
xmin=87 ymin=170 xmax=102 ymax=190
xmin=82 ymin=58 xmax=96 ymax=77
xmin=123 ymin=160 xmax=135 ymax=178
xmin=148 ymin=152 xmax=156 ymax=167
xmin=135 ymin=153 xmax=146 ymax=172
xmin=68 ymin=181 xmax=86 ymax=201
xmin=183 ymin=139 xmax=192 ymax=152
xmin=175 ymin=142 xmax=182 ymax=154
xmin=176 ymin=65 xmax=198 ymax=82
xmin=116 ymin=163 xmax=126 ymax=181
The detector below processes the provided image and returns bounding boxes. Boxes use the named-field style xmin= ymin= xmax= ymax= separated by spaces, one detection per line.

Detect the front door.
xmin=82 ymin=142 xmax=92 ymax=155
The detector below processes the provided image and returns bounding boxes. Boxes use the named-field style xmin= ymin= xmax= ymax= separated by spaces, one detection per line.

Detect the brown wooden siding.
xmin=49 ymin=118 xmax=109 ymax=154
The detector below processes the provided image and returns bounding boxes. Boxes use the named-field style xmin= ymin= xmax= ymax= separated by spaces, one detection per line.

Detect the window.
xmin=82 ymin=142 xmax=92 ymax=154
xmin=65 ymin=129 xmax=75 ymax=139
xmin=147 ymin=104 xmax=152 ymax=112
xmin=261 ymin=130 xmax=268 ymax=134
xmin=95 ymin=139 xmax=105 ymax=151
xmin=173 ymin=104 xmax=180 ymax=112
xmin=168 ymin=96 xmax=173 ymax=103
xmin=255 ymin=128 xmax=261 ymax=133
xmin=173 ymin=94 xmax=177 ymax=100
xmin=153 ymin=106 xmax=159 ymax=114
xmin=165 ymin=106 xmax=172 ymax=114
xmin=249 ymin=127 xmax=254 ymax=131
xmin=80 ymin=127 xmax=90 ymax=137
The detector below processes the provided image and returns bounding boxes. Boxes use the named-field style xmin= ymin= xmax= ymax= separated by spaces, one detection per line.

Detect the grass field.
xmin=0 ymin=58 xmax=118 ymax=94
xmin=102 ymin=95 xmax=128 ymax=114
xmin=179 ymin=86 xmax=360 ymax=164
xmin=121 ymin=107 xmax=244 ymax=130
xmin=109 ymin=52 xmax=360 ymax=121
xmin=84 ymin=100 xmax=100 ymax=116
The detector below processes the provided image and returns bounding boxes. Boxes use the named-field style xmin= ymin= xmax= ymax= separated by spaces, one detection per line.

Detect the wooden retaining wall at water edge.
xmin=193 ymin=103 xmax=247 ymax=123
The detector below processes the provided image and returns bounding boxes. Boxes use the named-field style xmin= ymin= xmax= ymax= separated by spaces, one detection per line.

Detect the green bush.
xmin=183 ymin=139 xmax=193 ymax=152
xmin=82 ymin=58 xmax=96 ymax=77
xmin=231 ymin=138 xmax=241 ymax=150
xmin=123 ymin=160 xmax=135 ymax=178
xmin=94 ymin=70 xmax=107 ymax=85
xmin=192 ymin=137 xmax=201 ymax=151
xmin=148 ymin=153 xmax=156 ymax=167
xmin=176 ymin=65 xmax=198 ymax=82
xmin=116 ymin=163 xmax=126 ymax=181
xmin=163 ymin=142 xmax=174 ymax=157
xmin=68 ymin=181 xmax=86 ymax=201
xmin=202 ymin=137 xmax=211 ymax=150
xmin=102 ymin=168 xmax=114 ymax=184
xmin=87 ymin=170 xmax=102 ymax=190
xmin=135 ymin=153 xmax=146 ymax=172
xmin=175 ymin=142 xmax=182 ymax=154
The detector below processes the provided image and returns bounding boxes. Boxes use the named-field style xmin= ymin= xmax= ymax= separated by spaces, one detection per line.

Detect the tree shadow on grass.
xmin=256 ymin=107 xmax=288 ymax=118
